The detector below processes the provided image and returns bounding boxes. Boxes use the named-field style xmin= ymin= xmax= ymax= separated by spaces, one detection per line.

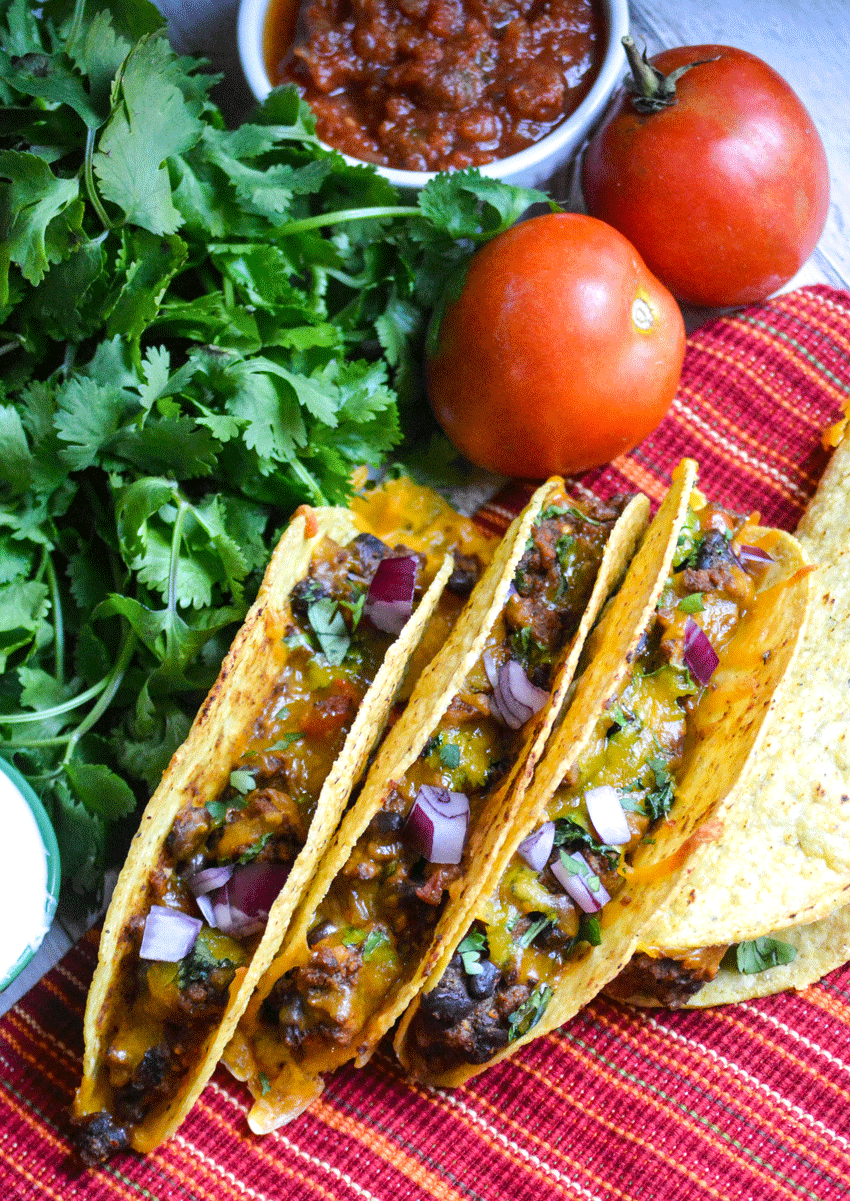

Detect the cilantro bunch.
xmin=0 ymin=0 xmax=545 ymax=903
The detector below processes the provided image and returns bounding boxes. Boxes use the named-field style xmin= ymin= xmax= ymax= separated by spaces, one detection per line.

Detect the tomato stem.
xmin=622 ymin=36 xmax=721 ymax=115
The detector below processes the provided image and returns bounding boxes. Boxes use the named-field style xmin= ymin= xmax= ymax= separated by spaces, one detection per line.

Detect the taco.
xmin=223 ymin=480 xmax=649 ymax=1130
xmin=394 ymin=460 xmax=811 ymax=1086
xmin=605 ymin=429 xmax=850 ymax=1009
xmin=681 ymin=906 xmax=850 ymax=1007
xmin=72 ymin=480 xmax=492 ymax=1162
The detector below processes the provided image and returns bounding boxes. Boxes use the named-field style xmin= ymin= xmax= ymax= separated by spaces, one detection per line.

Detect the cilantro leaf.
xmin=508 ymin=983 xmax=553 ymax=1042
xmin=457 ymin=930 xmax=486 ymax=976
xmin=734 ymin=937 xmax=797 ymax=975
xmin=307 ymin=598 xmax=350 ymax=665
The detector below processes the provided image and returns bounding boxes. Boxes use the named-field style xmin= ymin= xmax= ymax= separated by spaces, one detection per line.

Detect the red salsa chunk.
xmin=263 ymin=0 xmax=603 ymax=171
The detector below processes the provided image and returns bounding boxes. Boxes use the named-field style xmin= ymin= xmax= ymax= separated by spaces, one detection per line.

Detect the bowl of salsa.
xmin=0 ymin=757 xmax=61 ymax=992
xmin=238 ymin=0 xmax=629 ymax=190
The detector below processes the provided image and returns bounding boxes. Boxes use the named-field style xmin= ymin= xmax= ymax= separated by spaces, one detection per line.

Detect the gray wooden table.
xmin=2 ymin=0 xmax=848 ymax=1017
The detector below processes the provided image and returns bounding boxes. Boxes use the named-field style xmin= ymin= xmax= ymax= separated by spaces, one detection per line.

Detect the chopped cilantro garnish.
xmin=553 ymin=817 xmax=617 ymax=865
xmin=559 ymin=848 xmax=602 ymax=894
xmin=672 ymin=508 xmax=701 ymax=568
xmin=579 ymin=915 xmax=602 ymax=946
xmin=508 ymin=983 xmax=553 ymax=1042
xmin=515 ymin=915 xmax=554 ymax=949
xmin=458 ymin=930 xmax=487 ymax=976
xmin=734 ymin=937 xmax=797 ymax=975
xmin=608 ymin=703 xmax=635 ymax=730
xmin=341 ymin=927 xmax=368 ymax=946
xmin=307 ymin=599 xmax=350 ymax=665
xmin=344 ymin=590 xmax=367 ymax=631
xmin=259 ymin=1073 xmax=272 ymax=1096
xmin=678 ymin=592 xmax=705 ymax=614
xmin=205 ymin=799 xmax=230 ymax=824
xmin=238 ymin=832 xmax=273 ymax=863
xmin=266 ymin=732 xmax=303 ymax=752
xmin=229 ymin=769 xmax=256 ymax=795
xmin=439 ymin=743 xmax=461 ymax=769
xmin=362 ymin=928 xmax=390 ymax=960
xmin=644 ymin=757 xmax=676 ymax=822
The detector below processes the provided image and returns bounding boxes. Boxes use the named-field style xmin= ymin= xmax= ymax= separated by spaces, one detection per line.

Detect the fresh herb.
xmin=341 ymin=927 xmax=367 ymax=946
xmin=266 ymin=732 xmax=303 ymax=752
xmin=515 ymin=914 xmax=553 ymax=949
xmin=556 ymin=532 xmax=576 ymax=580
xmin=579 ymin=915 xmax=602 ymax=946
xmin=238 ymin=832 xmax=272 ymax=863
xmin=559 ymin=848 xmax=602 ymax=894
xmin=457 ymin=930 xmax=486 ymax=976
xmin=205 ymin=799 xmax=230 ymax=824
xmin=678 ymin=592 xmax=705 ymax=614
xmin=439 ymin=742 xmax=460 ymax=769
xmin=734 ymin=937 xmax=797 ymax=975
xmin=362 ymin=928 xmax=390 ymax=960
xmin=343 ymin=590 xmax=366 ymax=631
xmin=0 ymin=0 xmax=546 ymax=906
xmin=672 ymin=508 xmax=701 ymax=568
xmin=608 ymin=703 xmax=635 ymax=731
xmin=178 ymin=930 xmax=240 ymax=990
xmin=553 ymin=817 xmax=617 ymax=865
xmin=259 ymin=1072 xmax=272 ymax=1096
xmin=507 ymin=983 xmax=553 ymax=1042
xmin=307 ymin=599 xmax=350 ymax=665
xmin=644 ymin=756 xmax=676 ymax=822
xmin=229 ymin=769 xmax=256 ymax=795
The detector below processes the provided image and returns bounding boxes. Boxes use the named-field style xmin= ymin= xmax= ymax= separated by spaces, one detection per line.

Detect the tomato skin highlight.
xmin=582 ymin=44 xmax=830 ymax=308
xmin=426 ymin=213 xmax=685 ymax=480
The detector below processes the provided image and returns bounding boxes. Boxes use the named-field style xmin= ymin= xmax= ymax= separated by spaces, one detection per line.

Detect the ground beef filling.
xmin=605 ymin=945 xmax=729 ymax=1008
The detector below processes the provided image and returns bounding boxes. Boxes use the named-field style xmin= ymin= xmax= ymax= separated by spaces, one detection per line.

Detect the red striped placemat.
xmin=3 ymin=284 xmax=850 ymax=1200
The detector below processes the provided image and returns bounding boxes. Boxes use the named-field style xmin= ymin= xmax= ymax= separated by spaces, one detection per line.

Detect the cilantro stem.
xmin=61 ymin=626 xmax=138 ymax=765
xmin=2 ymin=677 xmax=108 ymax=725
xmin=84 ymin=126 xmax=112 ymax=232
xmin=4 ymin=629 xmax=137 ymax=753
xmin=64 ymin=0 xmax=86 ymax=58
xmin=276 ymin=206 xmax=421 ymax=237
xmin=43 ymin=552 xmax=65 ymax=685
xmin=166 ymin=499 xmax=189 ymax=661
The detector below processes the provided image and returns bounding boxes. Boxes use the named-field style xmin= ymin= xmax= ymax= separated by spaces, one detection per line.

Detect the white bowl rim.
xmin=237 ymin=0 xmax=629 ymax=189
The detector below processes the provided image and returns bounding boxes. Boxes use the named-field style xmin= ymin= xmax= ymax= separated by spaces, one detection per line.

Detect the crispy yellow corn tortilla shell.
xmin=226 ymin=482 xmax=649 ymax=1131
xmin=74 ymin=504 xmax=453 ymax=1153
xmin=685 ymin=906 xmax=850 ymax=1006
xmin=637 ymin=431 xmax=850 ymax=957
xmin=397 ymin=460 xmax=811 ymax=1088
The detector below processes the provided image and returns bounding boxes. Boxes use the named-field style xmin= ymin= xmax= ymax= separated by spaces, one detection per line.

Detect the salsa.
xmin=405 ymin=495 xmax=769 ymax=1071
xmin=263 ymin=0 xmax=603 ymax=171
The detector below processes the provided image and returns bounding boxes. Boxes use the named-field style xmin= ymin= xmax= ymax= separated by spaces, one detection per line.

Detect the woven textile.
xmin=3 ymin=284 xmax=850 ymax=1200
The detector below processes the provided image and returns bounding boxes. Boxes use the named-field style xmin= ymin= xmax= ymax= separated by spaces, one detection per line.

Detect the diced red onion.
xmin=364 ymin=556 xmax=417 ymax=634
xmin=187 ymin=864 xmax=234 ymax=896
xmin=584 ymin=786 xmax=630 ymax=846
xmin=517 ymin=821 xmax=555 ymax=872
xmin=738 ymin=544 xmax=775 ymax=576
xmin=195 ymin=893 xmax=216 ymax=926
xmin=551 ymin=852 xmax=611 ymax=914
xmin=208 ymin=861 xmax=292 ymax=938
xmin=140 ymin=905 xmax=202 ymax=962
xmin=405 ymin=784 xmax=469 ymax=864
xmin=486 ymin=655 xmax=548 ymax=731
xmin=683 ymin=618 xmax=719 ymax=686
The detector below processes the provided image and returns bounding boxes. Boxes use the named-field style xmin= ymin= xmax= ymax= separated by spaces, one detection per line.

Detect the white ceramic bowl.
xmin=238 ymin=0 xmax=628 ymax=192
xmin=0 ymin=757 xmax=60 ymax=991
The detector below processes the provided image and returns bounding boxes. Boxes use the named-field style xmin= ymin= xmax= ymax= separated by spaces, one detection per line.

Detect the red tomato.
xmin=426 ymin=213 xmax=685 ymax=479
xmin=582 ymin=41 xmax=830 ymax=308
